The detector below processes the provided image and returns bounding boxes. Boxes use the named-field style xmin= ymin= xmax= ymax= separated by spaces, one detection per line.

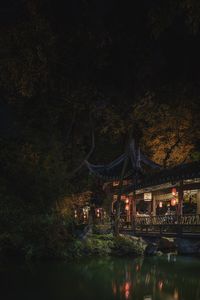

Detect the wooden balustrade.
xmin=133 ymin=214 xmax=200 ymax=226
xmin=119 ymin=214 xmax=200 ymax=237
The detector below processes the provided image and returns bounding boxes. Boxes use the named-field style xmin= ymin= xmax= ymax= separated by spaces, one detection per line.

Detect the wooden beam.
xmin=178 ymin=180 xmax=184 ymax=216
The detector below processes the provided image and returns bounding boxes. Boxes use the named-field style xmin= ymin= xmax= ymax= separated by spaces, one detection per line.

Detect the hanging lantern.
xmin=171 ymin=198 xmax=177 ymax=206
xmin=172 ymin=188 xmax=177 ymax=196
xmin=96 ymin=208 xmax=100 ymax=217
xmin=144 ymin=192 xmax=152 ymax=201
xmin=125 ymin=204 xmax=129 ymax=211
xmin=159 ymin=202 xmax=163 ymax=208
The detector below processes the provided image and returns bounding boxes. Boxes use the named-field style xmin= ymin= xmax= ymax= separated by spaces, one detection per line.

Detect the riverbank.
xmin=1 ymin=228 xmax=200 ymax=261
xmin=67 ymin=233 xmax=200 ymax=259
xmin=67 ymin=234 xmax=147 ymax=259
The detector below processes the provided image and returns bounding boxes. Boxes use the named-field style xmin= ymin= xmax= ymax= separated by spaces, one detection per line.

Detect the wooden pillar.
xmin=178 ymin=180 xmax=184 ymax=216
xmin=197 ymin=190 xmax=200 ymax=215
xmin=130 ymin=192 xmax=136 ymax=230
xmin=152 ymin=194 xmax=156 ymax=216
xmin=132 ymin=198 xmax=136 ymax=218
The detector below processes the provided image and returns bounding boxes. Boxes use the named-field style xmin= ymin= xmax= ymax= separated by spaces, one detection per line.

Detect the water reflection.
xmin=0 ymin=256 xmax=200 ymax=300
xmin=109 ymin=256 xmax=200 ymax=300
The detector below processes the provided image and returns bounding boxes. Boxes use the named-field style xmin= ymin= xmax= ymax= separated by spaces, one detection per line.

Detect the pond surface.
xmin=0 ymin=255 xmax=200 ymax=300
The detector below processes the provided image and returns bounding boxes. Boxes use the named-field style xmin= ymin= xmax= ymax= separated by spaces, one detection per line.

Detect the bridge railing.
xmin=119 ymin=214 xmax=200 ymax=236
xmin=180 ymin=214 xmax=200 ymax=225
xmin=134 ymin=214 xmax=200 ymax=226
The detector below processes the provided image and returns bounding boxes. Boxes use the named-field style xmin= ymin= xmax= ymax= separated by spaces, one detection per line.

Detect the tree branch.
xmin=66 ymin=120 xmax=95 ymax=179
xmin=163 ymin=137 xmax=181 ymax=168
xmin=65 ymin=109 xmax=76 ymax=145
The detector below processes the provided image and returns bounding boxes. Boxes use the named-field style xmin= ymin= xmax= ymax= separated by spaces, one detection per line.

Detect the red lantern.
xmin=171 ymin=198 xmax=176 ymax=206
xmin=96 ymin=208 xmax=100 ymax=217
xmin=125 ymin=204 xmax=129 ymax=211
xmin=172 ymin=188 xmax=177 ymax=196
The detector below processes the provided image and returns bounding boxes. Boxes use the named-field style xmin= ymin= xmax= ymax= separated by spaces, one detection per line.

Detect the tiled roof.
xmin=125 ymin=161 xmax=200 ymax=192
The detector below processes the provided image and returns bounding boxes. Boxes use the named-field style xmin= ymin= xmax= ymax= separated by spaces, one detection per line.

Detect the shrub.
xmin=113 ymin=235 xmax=147 ymax=256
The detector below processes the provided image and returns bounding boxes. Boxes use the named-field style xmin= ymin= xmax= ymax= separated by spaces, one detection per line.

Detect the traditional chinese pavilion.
xmin=86 ymin=140 xmax=200 ymax=222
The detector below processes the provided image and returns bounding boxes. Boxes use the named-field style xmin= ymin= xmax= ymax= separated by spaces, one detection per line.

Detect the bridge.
xmin=120 ymin=214 xmax=200 ymax=238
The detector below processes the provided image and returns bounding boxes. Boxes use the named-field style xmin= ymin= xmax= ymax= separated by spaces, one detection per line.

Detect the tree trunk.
xmin=113 ymin=129 xmax=133 ymax=236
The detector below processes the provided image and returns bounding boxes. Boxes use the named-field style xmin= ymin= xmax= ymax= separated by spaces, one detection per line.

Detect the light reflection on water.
xmin=0 ymin=255 xmax=200 ymax=300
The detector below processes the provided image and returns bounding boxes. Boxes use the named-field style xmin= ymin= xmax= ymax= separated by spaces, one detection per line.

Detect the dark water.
xmin=0 ymin=255 xmax=200 ymax=300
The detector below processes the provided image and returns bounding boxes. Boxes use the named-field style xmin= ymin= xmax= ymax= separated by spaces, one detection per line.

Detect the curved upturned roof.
xmin=85 ymin=140 xmax=162 ymax=180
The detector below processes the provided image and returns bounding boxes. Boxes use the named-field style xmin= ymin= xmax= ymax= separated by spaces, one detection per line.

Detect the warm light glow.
xmin=113 ymin=181 xmax=120 ymax=186
xmin=74 ymin=210 xmax=77 ymax=218
xmin=173 ymin=289 xmax=179 ymax=300
xmin=158 ymin=280 xmax=163 ymax=291
xmin=159 ymin=202 xmax=163 ymax=208
xmin=124 ymin=281 xmax=131 ymax=299
xmin=125 ymin=204 xmax=129 ymax=211
xmin=96 ymin=209 xmax=100 ymax=217
xmin=125 ymin=198 xmax=129 ymax=204
xmin=144 ymin=192 xmax=152 ymax=201
xmin=172 ymin=188 xmax=177 ymax=196
xmin=171 ymin=198 xmax=177 ymax=206
xmin=112 ymin=282 xmax=117 ymax=295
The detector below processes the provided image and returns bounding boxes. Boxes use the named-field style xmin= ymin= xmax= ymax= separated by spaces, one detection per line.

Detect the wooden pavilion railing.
xmin=134 ymin=214 xmax=200 ymax=226
xmin=120 ymin=214 xmax=200 ymax=236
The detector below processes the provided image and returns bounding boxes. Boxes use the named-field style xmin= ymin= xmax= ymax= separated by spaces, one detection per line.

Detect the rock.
xmin=93 ymin=224 xmax=112 ymax=235
xmin=176 ymin=238 xmax=200 ymax=255
xmin=156 ymin=251 xmax=163 ymax=256
xmin=158 ymin=237 xmax=177 ymax=253
xmin=145 ymin=242 xmax=158 ymax=256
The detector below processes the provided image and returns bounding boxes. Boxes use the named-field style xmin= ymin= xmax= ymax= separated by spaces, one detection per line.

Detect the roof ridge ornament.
xmin=85 ymin=138 xmax=162 ymax=180
xmin=130 ymin=139 xmax=142 ymax=170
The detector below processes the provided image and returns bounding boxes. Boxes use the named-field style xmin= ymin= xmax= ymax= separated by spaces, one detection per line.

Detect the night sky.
xmin=1 ymin=0 xmax=200 ymax=95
